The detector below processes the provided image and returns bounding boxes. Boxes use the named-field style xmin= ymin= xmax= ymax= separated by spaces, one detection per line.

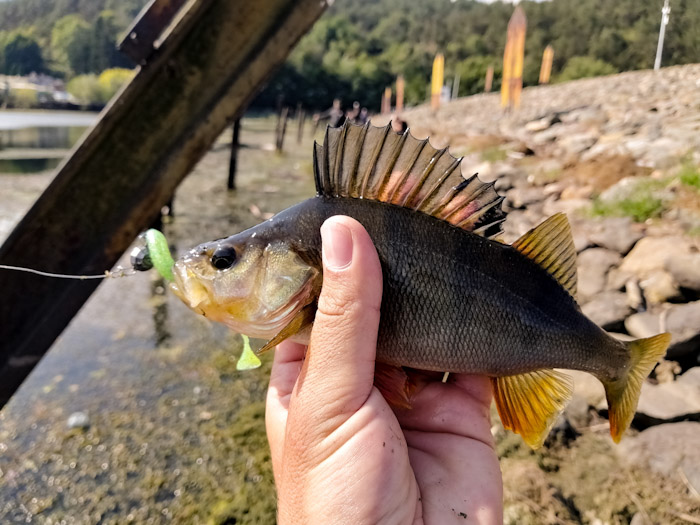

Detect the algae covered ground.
xmin=1 ymin=116 xmax=698 ymax=523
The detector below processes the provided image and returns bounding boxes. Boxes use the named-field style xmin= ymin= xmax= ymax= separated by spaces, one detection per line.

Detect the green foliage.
xmin=51 ymin=15 xmax=92 ymax=75
xmin=453 ymin=55 xmax=502 ymax=96
xmin=97 ymin=67 xmax=134 ymax=101
xmin=679 ymin=161 xmax=700 ymax=190
xmin=67 ymin=68 xmax=134 ymax=105
xmin=1 ymin=31 xmax=44 ymax=75
xmin=66 ymin=73 xmax=101 ymax=105
xmin=592 ymin=179 xmax=667 ymax=222
xmin=8 ymin=87 xmax=38 ymax=108
xmin=556 ymin=56 xmax=617 ymax=82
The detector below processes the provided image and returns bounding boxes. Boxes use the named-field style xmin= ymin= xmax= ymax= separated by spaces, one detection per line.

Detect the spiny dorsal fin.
xmin=491 ymin=369 xmax=573 ymax=449
xmin=313 ymin=121 xmax=507 ymax=239
xmin=511 ymin=213 xmax=577 ymax=298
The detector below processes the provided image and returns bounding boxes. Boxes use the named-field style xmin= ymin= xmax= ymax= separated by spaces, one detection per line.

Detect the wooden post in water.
xmin=485 ymin=65 xmax=494 ymax=93
xmin=431 ymin=53 xmax=444 ymax=111
xmin=276 ymin=107 xmax=289 ymax=152
xmin=395 ymin=75 xmax=405 ymax=114
xmin=0 ymin=0 xmax=327 ymax=406
xmin=296 ymin=106 xmax=305 ymax=144
xmin=227 ymin=119 xmax=241 ymax=190
xmin=539 ymin=45 xmax=554 ymax=84
xmin=501 ymin=6 xmax=526 ymax=109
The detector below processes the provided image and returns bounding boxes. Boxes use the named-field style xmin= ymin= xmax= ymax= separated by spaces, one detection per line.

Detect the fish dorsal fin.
xmin=512 ymin=213 xmax=577 ymax=298
xmin=313 ymin=121 xmax=507 ymax=239
xmin=491 ymin=369 xmax=573 ymax=449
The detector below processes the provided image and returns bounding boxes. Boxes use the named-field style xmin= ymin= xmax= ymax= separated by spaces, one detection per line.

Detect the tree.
xmin=51 ymin=15 xmax=92 ymax=75
xmin=1 ymin=32 xmax=44 ymax=75
xmin=557 ymin=56 xmax=617 ymax=82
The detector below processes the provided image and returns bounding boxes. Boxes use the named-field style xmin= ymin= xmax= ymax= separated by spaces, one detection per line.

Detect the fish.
xmin=170 ymin=121 xmax=670 ymax=449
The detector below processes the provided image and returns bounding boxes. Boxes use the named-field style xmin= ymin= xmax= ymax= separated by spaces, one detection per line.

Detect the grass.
xmin=591 ymin=178 xmax=667 ymax=222
xmin=678 ymin=159 xmax=700 ymax=190
xmin=481 ymin=145 xmax=508 ymax=163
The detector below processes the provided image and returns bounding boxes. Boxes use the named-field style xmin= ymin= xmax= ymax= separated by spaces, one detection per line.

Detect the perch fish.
xmin=169 ymin=122 xmax=670 ymax=448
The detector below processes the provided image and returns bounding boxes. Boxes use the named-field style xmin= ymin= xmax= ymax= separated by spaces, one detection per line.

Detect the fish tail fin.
xmin=491 ymin=369 xmax=573 ymax=449
xmin=603 ymin=332 xmax=670 ymax=443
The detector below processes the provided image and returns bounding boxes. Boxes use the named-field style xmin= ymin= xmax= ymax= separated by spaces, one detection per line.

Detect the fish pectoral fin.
xmin=491 ymin=369 xmax=573 ymax=449
xmin=603 ymin=332 xmax=670 ymax=443
xmin=374 ymin=362 xmax=416 ymax=409
xmin=512 ymin=213 xmax=577 ymax=300
xmin=257 ymin=303 xmax=316 ymax=354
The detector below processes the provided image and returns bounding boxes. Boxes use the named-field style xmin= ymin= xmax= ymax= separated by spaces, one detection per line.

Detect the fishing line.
xmin=0 ymin=229 xmax=175 ymax=282
xmin=0 ymin=264 xmax=135 ymax=280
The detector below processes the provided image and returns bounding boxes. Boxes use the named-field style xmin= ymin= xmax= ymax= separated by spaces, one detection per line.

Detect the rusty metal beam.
xmin=0 ymin=0 xmax=327 ymax=406
xmin=118 ymin=0 xmax=189 ymax=64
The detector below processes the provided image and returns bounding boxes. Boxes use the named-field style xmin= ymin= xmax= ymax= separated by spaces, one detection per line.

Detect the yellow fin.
xmin=236 ymin=335 xmax=261 ymax=370
xmin=512 ymin=213 xmax=577 ymax=298
xmin=603 ymin=332 xmax=670 ymax=443
xmin=257 ymin=303 xmax=316 ymax=354
xmin=491 ymin=369 xmax=573 ymax=449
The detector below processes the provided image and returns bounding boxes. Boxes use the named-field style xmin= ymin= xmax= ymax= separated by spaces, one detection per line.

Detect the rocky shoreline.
xmin=398 ymin=64 xmax=700 ymax=520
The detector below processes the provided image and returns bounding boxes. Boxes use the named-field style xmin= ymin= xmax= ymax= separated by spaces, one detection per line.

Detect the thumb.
xmin=289 ymin=215 xmax=383 ymax=433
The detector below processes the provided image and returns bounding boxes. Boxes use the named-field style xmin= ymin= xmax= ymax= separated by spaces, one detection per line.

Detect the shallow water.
xmin=0 ymin=115 xmax=318 ymax=523
xmin=0 ymin=110 xmax=98 ymax=174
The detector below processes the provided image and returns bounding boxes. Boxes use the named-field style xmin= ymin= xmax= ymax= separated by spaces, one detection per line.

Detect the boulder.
xmin=558 ymin=132 xmax=598 ymax=155
xmin=587 ymin=217 xmax=644 ymax=255
xmin=578 ymin=248 xmax=622 ymax=300
xmin=636 ymin=368 xmax=700 ymax=422
xmin=619 ymin=236 xmax=692 ymax=280
xmin=617 ymin=422 xmax=700 ymax=495
xmin=625 ymin=301 xmax=700 ymax=359
xmin=581 ymin=290 xmax=632 ymax=330
xmin=666 ymin=254 xmax=700 ymax=292
xmin=505 ymin=186 xmax=545 ymax=209
xmin=639 ymin=270 xmax=681 ymax=305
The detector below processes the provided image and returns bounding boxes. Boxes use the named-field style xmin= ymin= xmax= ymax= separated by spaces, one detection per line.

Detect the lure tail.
xmin=603 ymin=332 xmax=671 ymax=442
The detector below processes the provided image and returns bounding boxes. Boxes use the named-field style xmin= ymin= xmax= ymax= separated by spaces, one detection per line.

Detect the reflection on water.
xmin=0 ymin=110 xmax=98 ymax=174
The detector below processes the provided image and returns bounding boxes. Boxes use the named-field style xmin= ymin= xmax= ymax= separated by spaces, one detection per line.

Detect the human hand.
xmin=265 ymin=216 xmax=503 ymax=524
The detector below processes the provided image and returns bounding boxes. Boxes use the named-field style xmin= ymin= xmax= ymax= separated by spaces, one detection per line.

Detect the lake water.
xmin=0 ymin=110 xmax=99 ymax=173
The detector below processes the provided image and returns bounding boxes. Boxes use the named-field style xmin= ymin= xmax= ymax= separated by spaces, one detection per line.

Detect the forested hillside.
xmin=1 ymin=0 xmax=699 ymax=110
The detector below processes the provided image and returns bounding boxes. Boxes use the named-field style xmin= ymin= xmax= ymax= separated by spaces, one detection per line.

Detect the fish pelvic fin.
xmin=257 ymin=303 xmax=316 ymax=354
xmin=512 ymin=213 xmax=577 ymax=299
xmin=374 ymin=362 xmax=415 ymax=409
xmin=313 ymin=121 xmax=507 ymax=239
xmin=491 ymin=369 xmax=573 ymax=449
xmin=603 ymin=332 xmax=671 ymax=443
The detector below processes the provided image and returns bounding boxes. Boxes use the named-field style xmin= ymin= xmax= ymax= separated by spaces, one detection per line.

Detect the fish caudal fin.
xmin=491 ymin=369 xmax=573 ymax=449
xmin=603 ymin=333 xmax=671 ymax=443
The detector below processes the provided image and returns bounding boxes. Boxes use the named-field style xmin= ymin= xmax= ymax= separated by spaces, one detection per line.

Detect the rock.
xmin=618 ymin=422 xmax=700 ymax=495
xmin=67 ymin=411 xmax=90 ymax=430
xmin=625 ymin=278 xmax=644 ymax=310
xmin=558 ymin=132 xmax=598 ymax=155
xmin=620 ymin=236 xmax=692 ymax=280
xmin=598 ymin=176 xmax=651 ymax=203
xmin=560 ymin=184 xmax=593 ymax=200
xmin=630 ymin=513 xmax=652 ymax=525
xmin=542 ymin=197 xmax=591 ymax=217
xmin=666 ymin=254 xmax=700 ymax=291
xmin=578 ymin=248 xmax=622 ymax=300
xmin=639 ymin=270 xmax=681 ymax=305
xmin=525 ymin=114 xmax=561 ymax=132
xmin=606 ymin=267 xmax=634 ymax=291
xmin=637 ymin=137 xmax=686 ymax=169
xmin=581 ymin=291 xmax=632 ymax=330
xmin=505 ymin=186 xmax=544 ymax=209
xmin=636 ymin=368 xmax=700 ymax=421
xmin=568 ymin=370 xmax=605 ymax=408
xmin=587 ymin=217 xmax=644 ymax=255
xmin=625 ymin=301 xmax=700 ymax=359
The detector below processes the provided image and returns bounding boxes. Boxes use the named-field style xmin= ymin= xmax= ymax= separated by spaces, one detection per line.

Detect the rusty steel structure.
xmin=0 ymin=0 xmax=327 ymax=406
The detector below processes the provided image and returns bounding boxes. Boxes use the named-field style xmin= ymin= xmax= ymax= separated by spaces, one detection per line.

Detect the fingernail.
xmin=321 ymin=219 xmax=353 ymax=270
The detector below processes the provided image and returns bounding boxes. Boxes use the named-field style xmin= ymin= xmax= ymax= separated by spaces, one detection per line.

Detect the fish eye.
xmin=211 ymin=245 xmax=237 ymax=270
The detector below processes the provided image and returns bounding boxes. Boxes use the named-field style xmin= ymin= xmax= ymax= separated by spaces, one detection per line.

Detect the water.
xmin=0 ymin=116 xmax=318 ymax=523
xmin=0 ymin=110 xmax=98 ymax=174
